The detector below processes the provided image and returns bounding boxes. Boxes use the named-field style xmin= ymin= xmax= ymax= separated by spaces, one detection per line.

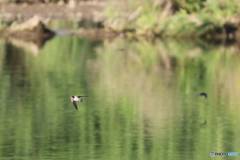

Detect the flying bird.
xmin=70 ymin=96 xmax=88 ymax=110
xmin=196 ymin=92 xmax=207 ymax=98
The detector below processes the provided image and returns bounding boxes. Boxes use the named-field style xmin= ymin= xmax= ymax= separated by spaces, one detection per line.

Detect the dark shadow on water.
xmin=2 ymin=35 xmax=54 ymax=56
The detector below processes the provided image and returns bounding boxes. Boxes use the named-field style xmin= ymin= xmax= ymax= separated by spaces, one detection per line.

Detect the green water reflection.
xmin=0 ymin=36 xmax=239 ymax=160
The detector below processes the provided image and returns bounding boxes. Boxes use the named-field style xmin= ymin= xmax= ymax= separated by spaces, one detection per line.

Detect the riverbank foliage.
xmin=103 ymin=0 xmax=240 ymax=38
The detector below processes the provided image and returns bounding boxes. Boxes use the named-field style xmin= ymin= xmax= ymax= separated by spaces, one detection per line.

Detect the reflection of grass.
xmin=0 ymin=36 xmax=101 ymax=159
xmin=89 ymin=37 xmax=240 ymax=158
xmin=0 ymin=37 xmax=240 ymax=159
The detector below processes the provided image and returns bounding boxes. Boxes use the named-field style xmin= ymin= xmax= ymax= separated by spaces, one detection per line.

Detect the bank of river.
xmin=1 ymin=1 xmax=240 ymax=42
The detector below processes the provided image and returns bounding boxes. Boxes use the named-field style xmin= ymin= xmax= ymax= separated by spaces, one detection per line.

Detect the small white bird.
xmin=70 ymin=96 xmax=88 ymax=110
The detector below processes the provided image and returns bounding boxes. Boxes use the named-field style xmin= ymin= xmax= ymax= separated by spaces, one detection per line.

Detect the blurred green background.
xmin=0 ymin=31 xmax=239 ymax=159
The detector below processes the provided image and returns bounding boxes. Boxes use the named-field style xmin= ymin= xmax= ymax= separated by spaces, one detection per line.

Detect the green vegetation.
xmin=104 ymin=0 xmax=240 ymax=37
xmin=0 ymin=36 xmax=239 ymax=159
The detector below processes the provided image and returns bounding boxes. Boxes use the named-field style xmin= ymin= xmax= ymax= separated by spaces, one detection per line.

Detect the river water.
xmin=0 ymin=33 xmax=239 ymax=160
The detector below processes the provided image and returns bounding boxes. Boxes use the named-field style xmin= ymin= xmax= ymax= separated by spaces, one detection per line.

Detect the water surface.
xmin=0 ymin=36 xmax=239 ymax=160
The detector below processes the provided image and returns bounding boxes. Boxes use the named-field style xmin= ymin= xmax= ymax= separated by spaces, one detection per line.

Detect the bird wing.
xmin=199 ymin=93 xmax=207 ymax=98
xmin=71 ymin=100 xmax=78 ymax=110
xmin=78 ymin=96 xmax=88 ymax=98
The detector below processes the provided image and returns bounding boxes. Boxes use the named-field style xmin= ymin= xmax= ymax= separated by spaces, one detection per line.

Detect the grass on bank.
xmin=103 ymin=0 xmax=240 ymax=38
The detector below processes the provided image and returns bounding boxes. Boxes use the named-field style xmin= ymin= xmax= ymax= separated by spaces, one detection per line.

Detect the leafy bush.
xmin=104 ymin=0 xmax=240 ymax=38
